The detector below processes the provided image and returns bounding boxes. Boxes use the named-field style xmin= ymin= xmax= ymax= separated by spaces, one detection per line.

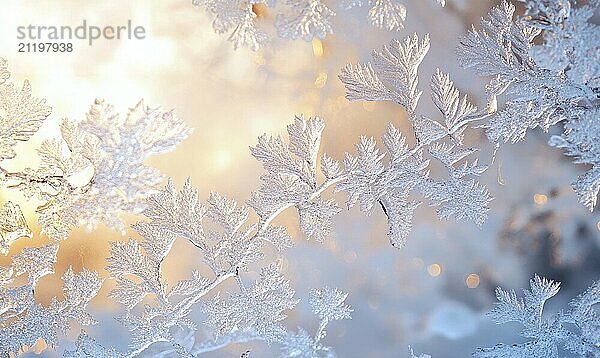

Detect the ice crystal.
xmin=4 ymin=99 xmax=191 ymax=240
xmin=0 ymin=202 xmax=32 ymax=255
xmin=475 ymin=274 xmax=600 ymax=357
xmin=0 ymin=58 xmax=52 ymax=161
xmin=0 ymin=239 xmax=102 ymax=355
xmin=457 ymin=0 xmax=600 ymax=211
xmin=250 ymin=115 xmax=343 ymax=244
xmin=95 ymin=179 xmax=351 ymax=356
xmin=63 ymin=331 xmax=121 ymax=358
xmin=202 ymin=263 xmax=299 ymax=343
xmin=340 ymin=0 xmax=446 ymax=31
xmin=103 ymin=179 xmax=301 ymax=355
xmin=341 ymin=0 xmax=407 ymax=31
xmin=280 ymin=287 xmax=352 ymax=357
xmin=409 ymin=346 xmax=432 ymax=358
xmin=193 ymin=0 xmax=446 ymax=49
xmin=338 ymin=34 xmax=493 ymax=247
xmin=276 ymin=0 xmax=335 ymax=41
xmin=0 ymin=58 xmax=190 ymax=356
xmin=193 ymin=0 xmax=335 ymax=49
xmin=192 ymin=0 xmax=269 ymax=50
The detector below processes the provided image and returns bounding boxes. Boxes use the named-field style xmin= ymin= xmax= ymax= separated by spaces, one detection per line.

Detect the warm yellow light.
xmin=427 ymin=263 xmax=442 ymax=277
xmin=312 ymin=39 xmax=324 ymax=57
xmin=533 ymin=193 xmax=548 ymax=205
xmin=33 ymin=339 xmax=48 ymax=354
xmin=597 ymin=221 xmax=600 ymax=232
xmin=212 ymin=149 xmax=232 ymax=171
xmin=466 ymin=273 xmax=480 ymax=288
xmin=314 ymin=72 xmax=328 ymax=88
xmin=253 ymin=53 xmax=266 ymax=66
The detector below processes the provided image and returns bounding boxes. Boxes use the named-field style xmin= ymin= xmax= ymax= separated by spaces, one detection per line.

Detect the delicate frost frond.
xmin=320 ymin=153 xmax=341 ymax=180
xmin=422 ymin=178 xmax=492 ymax=227
xmin=337 ymin=136 xmax=388 ymax=213
xmin=63 ymin=331 xmax=121 ymax=358
xmin=193 ymin=0 xmax=268 ymax=50
xmin=409 ymin=345 xmax=432 ymax=358
xmin=281 ymin=286 xmax=352 ymax=357
xmin=368 ymin=0 xmax=407 ymax=31
xmin=309 ymin=286 xmax=353 ymax=322
xmin=203 ymin=263 xmax=298 ymax=343
xmin=250 ymin=115 xmax=343 ymax=242
xmin=340 ymin=34 xmax=436 ymax=116
xmin=339 ymin=35 xmax=492 ymax=246
xmin=0 ymin=202 xmax=32 ymax=255
xmin=192 ymin=0 xmax=448 ymax=49
xmin=143 ymin=178 xmax=206 ymax=246
xmin=457 ymin=1 xmax=537 ymax=78
xmin=101 ymin=180 xmax=305 ymax=356
xmin=549 ymin=108 xmax=600 ymax=211
xmin=339 ymin=63 xmax=399 ymax=103
xmin=476 ymin=274 xmax=600 ymax=358
xmin=10 ymin=99 xmax=192 ymax=240
xmin=0 ymin=58 xmax=52 ymax=160
xmin=459 ymin=0 xmax=600 ymax=211
xmin=371 ymin=34 xmax=430 ymax=115
xmin=0 ymin=251 xmax=102 ymax=355
xmin=276 ymin=0 xmax=335 ymax=41
xmin=431 ymin=69 xmax=478 ymax=136
xmin=342 ymin=0 xmax=407 ymax=31
xmin=11 ymin=244 xmax=59 ymax=284
xmin=298 ymin=199 xmax=341 ymax=242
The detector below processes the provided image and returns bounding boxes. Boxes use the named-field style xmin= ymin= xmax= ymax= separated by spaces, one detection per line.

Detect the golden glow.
xmin=466 ymin=273 xmax=480 ymax=288
xmin=314 ymin=71 xmax=328 ymax=88
xmin=427 ymin=263 xmax=442 ymax=277
xmin=212 ymin=149 xmax=232 ymax=171
xmin=596 ymin=221 xmax=600 ymax=231
xmin=253 ymin=53 xmax=266 ymax=66
xmin=533 ymin=193 xmax=548 ymax=205
xmin=312 ymin=38 xmax=324 ymax=57
xmin=33 ymin=339 xmax=48 ymax=354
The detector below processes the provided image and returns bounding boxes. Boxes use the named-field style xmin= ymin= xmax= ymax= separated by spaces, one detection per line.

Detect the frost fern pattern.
xmin=338 ymin=34 xmax=494 ymax=247
xmin=100 ymin=174 xmax=352 ymax=356
xmin=0 ymin=58 xmax=190 ymax=355
xmin=475 ymin=275 xmax=600 ymax=357
xmin=457 ymin=0 xmax=600 ymax=211
xmin=192 ymin=0 xmax=446 ymax=50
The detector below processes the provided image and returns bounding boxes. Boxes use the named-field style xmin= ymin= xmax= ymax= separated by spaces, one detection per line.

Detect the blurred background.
xmin=1 ymin=0 xmax=599 ymax=356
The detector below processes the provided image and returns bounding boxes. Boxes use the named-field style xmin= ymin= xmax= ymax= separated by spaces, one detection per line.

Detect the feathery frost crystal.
xmin=100 ymin=179 xmax=350 ymax=356
xmin=339 ymin=34 xmax=493 ymax=247
xmin=192 ymin=0 xmax=446 ymax=49
xmin=457 ymin=0 xmax=600 ymax=211
xmin=475 ymin=275 xmax=600 ymax=357
xmin=2 ymin=0 xmax=600 ymax=355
